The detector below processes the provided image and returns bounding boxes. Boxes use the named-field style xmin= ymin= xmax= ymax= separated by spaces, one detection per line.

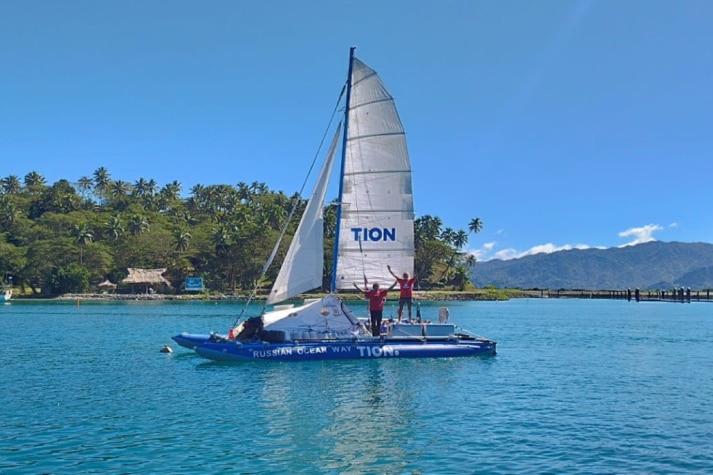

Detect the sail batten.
xmin=344 ymin=169 xmax=410 ymax=177
xmin=349 ymin=97 xmax=395 ymax=110
xmin=346 ymin=132 xmax=405 ymax=141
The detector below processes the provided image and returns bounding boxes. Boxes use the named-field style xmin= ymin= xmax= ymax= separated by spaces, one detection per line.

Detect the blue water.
xmin=1 ymin=298 xmax=712 ymax=474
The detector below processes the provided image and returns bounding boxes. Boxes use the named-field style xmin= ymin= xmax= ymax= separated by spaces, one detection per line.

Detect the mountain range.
xmin=470 ymin=241 xmax=713 ymax=290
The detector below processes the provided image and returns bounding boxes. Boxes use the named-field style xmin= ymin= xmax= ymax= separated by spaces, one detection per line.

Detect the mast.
xmin=330 ymin=46 xmax=356 ymax=292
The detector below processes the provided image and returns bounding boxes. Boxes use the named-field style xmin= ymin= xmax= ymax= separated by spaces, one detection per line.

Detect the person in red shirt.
xmin=353 ymin=281 xmax=397 ymax=336
xmin=387 ymin=265 xmax=418 ymax=321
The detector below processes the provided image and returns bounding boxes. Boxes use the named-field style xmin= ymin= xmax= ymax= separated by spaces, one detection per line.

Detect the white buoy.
xmin=160 ymin=345 xmax=173 ymax=353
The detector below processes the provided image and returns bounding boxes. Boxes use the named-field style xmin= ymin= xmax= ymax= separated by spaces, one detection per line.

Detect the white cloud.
xmin=475 ymin=242 xmax=593 ymax=261
xmin=468 ymin=242 xmax=496 ymax=261
xmin=472 ymin=224 xmax=665 ymax=262
xmin=491 ymin=248 xmax=520 ymax=260
xmin=618 ymin=224 xmax=663 ymax=247
xmin=495 ymin=243 xmax=591 ymax=260
xmin=521 ymin=243 xmax=591 ymax=257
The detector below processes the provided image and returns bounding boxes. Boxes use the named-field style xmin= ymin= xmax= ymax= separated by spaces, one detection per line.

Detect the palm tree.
xmin=105 ymin=214 xmax=124 ymax=240
xmin=1 ymin=175 xmax=22 ymax=194
xmin=0 ymin=197 xmax=20 ymax=229
xmin=140 ymin=194 xmax=159 ymax=212
xmin=437 ymin=229 xmax=468 ymax=285
xmin=158 ymin=181 xmax=182 ymax=212
xmin=93 ymin=167 xmax=110 ymax=192
xmin=93 ymin=167 xmax=111 ymax=203
xmin=173 ymin=229 xmax=193 ymax=284
xmin=133 ymin=178 xmax=151 ymax=197
xmin=452 ymin=230 xmax=468 ymax=250
xmin=468 ymin=217 xmax=483 ymax=235
xmin=77 ymin=176 xmax=94 ymax=198
xmin=211 ymin=225 xmax=231 ymax=255
xmin=440 ymin=227 xmax=457 ymax=246
xmin=128 ymin=214 xmax=149 ymax=235
xmin=236 ymin=182 xmax=251 ymax=204
xmin=249 ymin=181 xmax=268 ymax=195
xmin=167 ymin=208 xmax=192 ymax=226
xmin=72 ymin=224 xmax=93 ymax=264
xmin=190 ymin=184 xmax=204 ymax=199
xmin=110 ymin=180 xmax=131 ymax=199
xmin=415 ymin=214 xmax=443 ymax=242
xmin=451 ymin=265 xmax=471 ymax=291
xmin=173 ymin=230 xmax=192 ymax=254
xmin=24 ymin=171 xmax=46 ymax=191
xmin=323 ymin=200 xmax=338 ymax=238
xmin=161 ymin=181 xmax=182 ymax=201
xmin=464 ymin=254 xmax=477 ymax=267
xmin=146 ymin=179 xmax=158 ymax=196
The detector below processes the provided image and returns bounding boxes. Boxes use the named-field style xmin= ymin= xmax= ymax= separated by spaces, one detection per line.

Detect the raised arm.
xmin=386 ymin=264 xmax=398 ymax=279
xmin=388 ymin=280 xmax=398 ymax=291
xmin=353 ymin=282 xmax=364 ymax=293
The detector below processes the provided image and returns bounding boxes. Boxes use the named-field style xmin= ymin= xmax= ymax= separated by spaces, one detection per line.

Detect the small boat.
xmin=2 ymin=278 xmax=12 ymax=302
xmin=175 ymin=48 xmax=496 ymax=361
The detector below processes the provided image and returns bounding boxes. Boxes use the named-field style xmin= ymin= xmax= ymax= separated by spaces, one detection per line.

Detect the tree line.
xmin=0 ymin=168 xmax=483 ymax=295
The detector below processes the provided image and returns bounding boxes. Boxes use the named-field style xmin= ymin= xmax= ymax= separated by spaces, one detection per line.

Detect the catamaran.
xmin=173 ymin=48 xmax=496 ymax=361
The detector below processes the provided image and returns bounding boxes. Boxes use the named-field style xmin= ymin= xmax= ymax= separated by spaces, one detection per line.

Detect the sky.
xmin=1 ymin=0 xmax=712 ymax=261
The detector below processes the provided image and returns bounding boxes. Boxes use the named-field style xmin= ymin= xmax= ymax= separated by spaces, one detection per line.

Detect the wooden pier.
xmin=542 ymin=288 xmax=712 ymax=303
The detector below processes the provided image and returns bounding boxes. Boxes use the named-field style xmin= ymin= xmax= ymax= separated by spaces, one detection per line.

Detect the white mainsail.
xmin=266 ymin=125 xmax=341 ymax=305
xmin=334 ymin=57 xmax=415 ymax=289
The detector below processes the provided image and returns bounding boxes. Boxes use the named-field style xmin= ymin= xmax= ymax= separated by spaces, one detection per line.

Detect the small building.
xmin=121 ymin=268 xmax=172 ymax=294
xmin=97 ymin=279 xmax=117 ymax=293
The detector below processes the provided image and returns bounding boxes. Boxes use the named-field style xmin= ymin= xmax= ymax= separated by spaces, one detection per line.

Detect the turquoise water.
xmin=1 ymin=298 xmax=712 ymax=474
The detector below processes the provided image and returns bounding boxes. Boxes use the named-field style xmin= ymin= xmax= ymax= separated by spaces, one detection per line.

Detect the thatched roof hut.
xmin=121 ymin=268 xmax=172 ymax=293
xmin=97 ymin=279 xmax=117 ymax=292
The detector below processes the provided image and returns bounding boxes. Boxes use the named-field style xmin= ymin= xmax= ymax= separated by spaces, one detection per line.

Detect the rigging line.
xmin=358 ymin=236 xmax=367 ymax=286
xmin=231 ymin=84 xmax=347 ymax=328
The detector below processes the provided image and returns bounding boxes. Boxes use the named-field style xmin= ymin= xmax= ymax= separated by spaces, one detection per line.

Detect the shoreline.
xmin=18 ymin=289 xmax=537 ymax=302
xmin=12 ymin=288 xmax=710 ymax=302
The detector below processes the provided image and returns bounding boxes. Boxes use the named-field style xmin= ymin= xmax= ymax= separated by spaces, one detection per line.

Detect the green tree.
xmin=29 ymin=180 xmax=81 ymax=218
xmin=468 ymin=217 xmax=483 ymax=235
xmin=0 ymin=197 xmax=21 ymax=230
xmin=174 ymin=230 xmax=192 ymax=254
xmin=128 ymin=214 xmax=149 ymax=235
xmin=133 ymin=178 xmax=152 ymax=197
xmin=453 ymin=230 xmax=468 ymax=250
xmin=77 ymin=176 xmax=94 ymax=198
xmin=2 ymin=175 xmax=22 ymax=194
xmin=73 ymin=224 xmax=93 ymax=264
xmin=440 ymin=227 xmax=456 ymax=246
xmin=24 ymin=171 xmax=47 ymax=194
xmin=47 ymin=262 xmax=90 ymax=294
xmin=93 ymin=167 xmax=111 ymax=203
xmin=105 ymin=214 xmax=124 ymax=240
xmin=451 ymin=265 xmax=471 ymax=291
xmin=24 ymin=239 xmax=76 ymax=294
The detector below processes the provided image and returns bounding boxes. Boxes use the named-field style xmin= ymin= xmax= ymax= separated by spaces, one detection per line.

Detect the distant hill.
xmin=470 ymin=241 xmax=713 ymax=290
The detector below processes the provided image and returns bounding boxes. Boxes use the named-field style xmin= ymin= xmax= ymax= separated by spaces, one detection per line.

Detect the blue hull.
xmin=193 ymin=339 xmax=496 ymax=362
xmin=172 ymin=332 xmax=212 ymax=349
